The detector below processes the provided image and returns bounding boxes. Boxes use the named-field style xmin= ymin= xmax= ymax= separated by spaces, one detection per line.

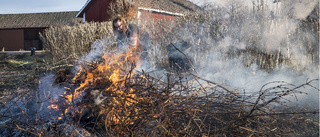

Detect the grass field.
xmin=0 ymin=51 xmax=48 ymax=101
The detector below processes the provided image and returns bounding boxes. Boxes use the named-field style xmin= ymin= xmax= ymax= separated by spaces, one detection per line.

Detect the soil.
xmin=0 ymin=51 xmax=49 ymax=102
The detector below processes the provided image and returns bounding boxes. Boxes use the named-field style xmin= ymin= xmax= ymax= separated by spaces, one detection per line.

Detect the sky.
xmin=0 ymin=0 xmax=88 ymax=14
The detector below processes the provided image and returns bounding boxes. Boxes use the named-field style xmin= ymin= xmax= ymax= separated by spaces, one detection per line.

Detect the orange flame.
xmin=48 ymin=43 xmax=141 ymax=126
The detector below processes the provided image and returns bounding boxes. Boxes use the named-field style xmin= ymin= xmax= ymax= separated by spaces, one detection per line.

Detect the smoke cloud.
xmin=35 ymin=0 xmax=319 ymax=115
xmin=281 ymin=0 xmax=318 ymax=20
xmin=141 ymin=0 xmax=319 ymax=109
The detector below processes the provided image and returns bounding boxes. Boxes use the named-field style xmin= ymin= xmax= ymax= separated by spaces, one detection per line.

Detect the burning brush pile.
xmin=0 ymin=45 xmax=319 ymax=136
xmin=44 ymin=46 xmax=241 ymax=136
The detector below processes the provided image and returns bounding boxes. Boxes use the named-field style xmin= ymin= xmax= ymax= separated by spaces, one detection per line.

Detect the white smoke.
xmin=158 ymin=0 xmax=319 ymax=109
xmin=80 ymin=37 xmax=116 ymax=63
xmin=281 ymin=0 xmax=318 ymax=20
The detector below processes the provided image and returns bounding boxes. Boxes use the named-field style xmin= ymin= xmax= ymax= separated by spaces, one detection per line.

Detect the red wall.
xmin=139 ymin=11 xmax=178 ymax=33
xmin=0 ymin=29 xmax=24 ymax=51
xmin=138 ymin=11 xmax=179 ymax=47
xmin=149 ymin=12 xmax=177 ymax=21
xmin=83 ymin=0 xmax=179 ymax=23
xmin=85 ymin=0 xmax=114 ymax=22
xmin=0 ymin=28 xmax=44 ymax=51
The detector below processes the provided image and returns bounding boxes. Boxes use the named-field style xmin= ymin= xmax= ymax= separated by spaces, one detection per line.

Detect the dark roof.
xmin=133 ymin=0 xmax=200 ymax=13
xmin=0 ymin=11 xmax=82 ymax=29
xmin=77 ymin=0 xmax=200 ymax=17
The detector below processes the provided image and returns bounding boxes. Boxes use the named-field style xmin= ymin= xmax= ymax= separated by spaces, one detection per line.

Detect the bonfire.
xmin=39 ymin=43 xmax=318 ymax=136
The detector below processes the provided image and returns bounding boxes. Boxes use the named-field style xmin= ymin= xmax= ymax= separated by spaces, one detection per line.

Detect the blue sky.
xmin=0 ymin=0 xmax=88 ymax=14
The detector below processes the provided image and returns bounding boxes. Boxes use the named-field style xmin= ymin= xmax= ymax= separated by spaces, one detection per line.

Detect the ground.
xmin=0 ymin=51 xmax=48 ymax=102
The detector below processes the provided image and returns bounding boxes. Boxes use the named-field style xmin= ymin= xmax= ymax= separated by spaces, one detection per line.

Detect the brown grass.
xmin=40 ymin=22 xmax=114 ymax=65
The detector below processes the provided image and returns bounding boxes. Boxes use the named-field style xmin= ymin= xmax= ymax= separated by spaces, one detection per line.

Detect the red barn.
xmin=76 ymin=0 xmax=200 ymax=23
xmin=0 ymin=12 xmax=81 ymax=51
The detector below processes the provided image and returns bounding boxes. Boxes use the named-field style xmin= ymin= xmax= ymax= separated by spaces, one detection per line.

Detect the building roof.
xmin=77 ymin=0 xmax=200 ymax=18
xmin=0 ymin=11 xmax=82 ymax=29
xmin=132 ymin=0 xmax=200 ymax=13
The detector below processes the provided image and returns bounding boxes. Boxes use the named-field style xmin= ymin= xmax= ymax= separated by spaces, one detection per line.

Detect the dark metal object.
xmin=30 ymin=47 xmax=36 ymax=56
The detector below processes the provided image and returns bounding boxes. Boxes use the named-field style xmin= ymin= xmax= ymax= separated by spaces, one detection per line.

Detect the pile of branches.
xmin=49 ymin=59 xmax=319 ymax=136
xmin=70 ymin=69 xmax=242 ymax=136
xmin=0 ymin=59 xmax=319 ymax=136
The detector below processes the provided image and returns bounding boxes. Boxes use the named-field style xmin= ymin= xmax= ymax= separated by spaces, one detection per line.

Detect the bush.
xmin=40 ymin=22 xmax=114 ymax=65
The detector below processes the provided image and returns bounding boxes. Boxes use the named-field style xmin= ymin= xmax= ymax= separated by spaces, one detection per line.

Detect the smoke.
xmin=80 ymin=37 xmax=117 ymax=63
xmin=192 ymin=0 xmax=318 ymax=20
xmin=33 ymin=0 xmax=319 ymax=119
xmin=281 ymin=0 xmax=318 ymax=20
xmin=142 ymin=0 xmax=319 ymax=109
xmin=36 ymin=74 xmax=75 ymax=120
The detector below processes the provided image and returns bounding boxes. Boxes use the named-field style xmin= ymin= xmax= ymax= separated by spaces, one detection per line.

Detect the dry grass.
xmin=40 ymin=22 xmax=114 ymax=65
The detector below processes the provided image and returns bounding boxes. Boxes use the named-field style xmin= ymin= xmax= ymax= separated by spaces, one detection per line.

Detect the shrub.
xmin=40 ymin=22 xmax=114 ymax=65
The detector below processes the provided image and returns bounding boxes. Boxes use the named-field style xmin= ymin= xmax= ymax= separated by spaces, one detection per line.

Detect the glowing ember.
xmin=48 ymin=98 xmax=58 ymax=104
xmin=47 ymin=104 xmax=59 ymax=110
